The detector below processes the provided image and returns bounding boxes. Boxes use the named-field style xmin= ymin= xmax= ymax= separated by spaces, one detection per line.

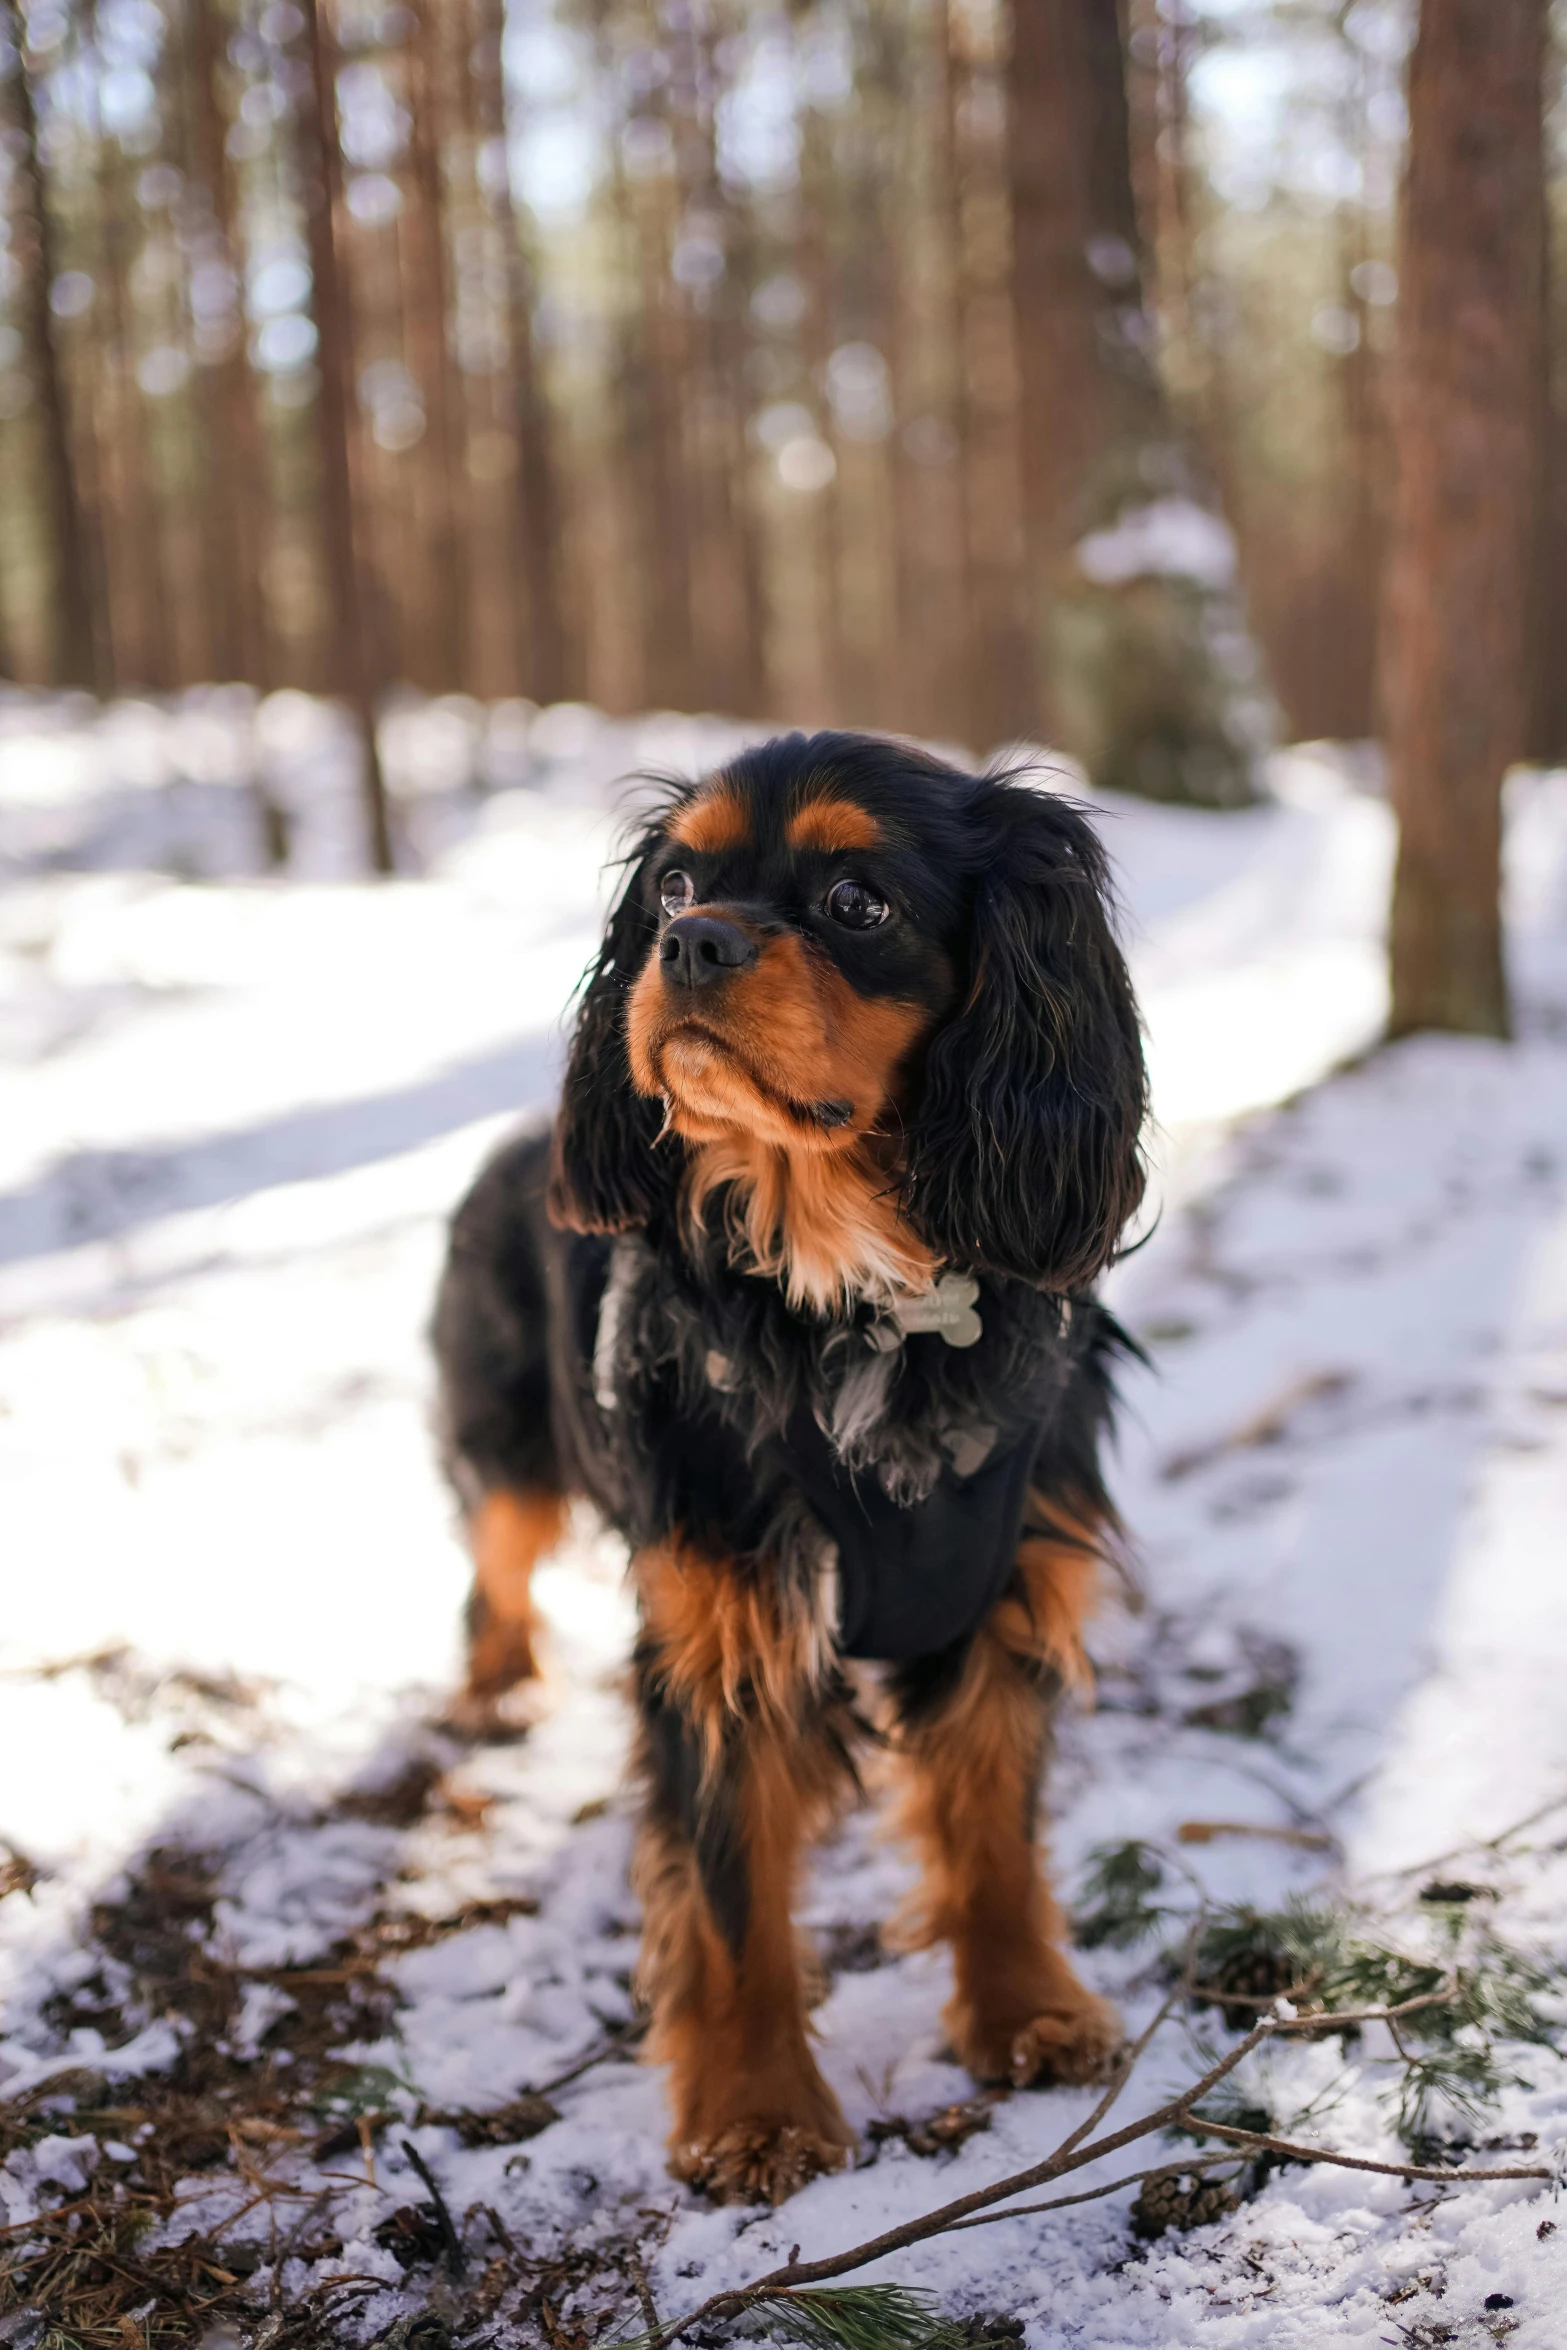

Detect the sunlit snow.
xmin=3 ymin=693 xmax=1566 ymax=2342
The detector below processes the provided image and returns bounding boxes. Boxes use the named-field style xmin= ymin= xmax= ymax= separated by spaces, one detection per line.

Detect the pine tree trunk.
xmin=405 ymin=0 xmax=465 ymax=694
xmin=187 ymin=0 xmax=271 ymax=691
xmin=1335 ymin=196 xmax=1382 ymax=740
xmin=93 ymin=73 xmax=175 ymax=691
xmin=1009 ymin=0 xmax=1154 ymax=547
xmin=709 ymin=193 xmax=768 ymax=721
xmin=665 ymin=6 xmax=765 ymax=721
xmin=1536 ymin=393 xmax=1567 ymax=765
xmin=614 ymin=137 xmax=698 ymax=716
xmin=186 ymin=0 xmax=287 ymax=857
xmin=1006 ymin=0 xmax=1262 ymax=803
xmin=890 ymin=3 xmax=974 ymax=744
xmin=944 ymin=0 xmax=1033 ymax=752
xmin=470 ymin=0 xmax=569 ymax=706
xmin=1382 ymin=0 xmax=1545 ymax=1040
xmin=797 ymin=99 xmax=848 ymax=726
xmin=4 ymin=2 xmax=98 ymax=689
xmin=298 ymin=0 xmax=393 ymax=872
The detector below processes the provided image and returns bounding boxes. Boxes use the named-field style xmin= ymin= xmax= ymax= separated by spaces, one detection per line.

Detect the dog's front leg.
xmin=631 ymin=1545 xmax=856 ymax=2204
xmin=889 ymin=1511 xmax=1121 ymax=2089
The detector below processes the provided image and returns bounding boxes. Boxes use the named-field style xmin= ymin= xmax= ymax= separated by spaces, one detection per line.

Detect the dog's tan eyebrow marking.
xmin=667 ymin=787 xmax=749 ymax=852
xmin=785 ymin=797 xmax=881 ymax=853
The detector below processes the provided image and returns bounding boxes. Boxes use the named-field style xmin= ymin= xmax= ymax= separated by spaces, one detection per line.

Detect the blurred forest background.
xmin=0 ymin=0 xmax=1561 ymax=851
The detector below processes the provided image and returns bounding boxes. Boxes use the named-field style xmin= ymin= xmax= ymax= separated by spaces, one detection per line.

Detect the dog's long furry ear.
xmin=902 ymin=781 xmax=1147 ymax=1291
xmin=547 ymin=826 xmax=678 ymax=1234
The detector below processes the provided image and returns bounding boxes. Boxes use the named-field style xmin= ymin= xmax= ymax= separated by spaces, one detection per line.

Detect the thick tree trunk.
xmin=298 ymin=0 xmax=393 ymax=873
xmin=1006 ymin=0 xmax=1262 ymax=803
xmin=1537 ymin=395 xmax=1567 ymax=765
xmin=1009 ymin=0 xmax=1156 ymax=538
xmin=1382 ymin=0 xmax=1545 ymax=1040
xmin=4 ymin=3 xmax=98 ymax=689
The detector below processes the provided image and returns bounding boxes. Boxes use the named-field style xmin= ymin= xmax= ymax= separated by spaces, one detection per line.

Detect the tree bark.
xmin=298 ymin=0 xmax=394 ymax=872
xmin=4 ymin=0 xmax=98 ymax=689
xmin=187 ymin=0 xmax=272 ymax=692
xmin=887 ymin=5 xmax=974 ymax=745
xmin=664 ymin=3 xmax=765 ymax=721
xmin=1006 ymin=0 xmax=1262 ymax=803
xmin=404 ymin=0 xmax=465 ymax=694
xmin=91 ymin=21 xmax=176 ymax=693
xmin=1008 ymin=0 xmax=1156 ymax=545
xmin=1382 ymin=0 xmax=1545 ymax=1040
xmin=615 ymin=146 xmax=698 ymax=715
xmin=470 ymin=0 xmax=569 ymax=705
xmin=944 ymin=0 xmax=1033 ymax=751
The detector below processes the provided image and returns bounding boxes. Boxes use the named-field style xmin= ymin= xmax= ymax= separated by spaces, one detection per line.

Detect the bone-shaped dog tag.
xmin=867 ymin=1272 xmax=983 ymax=1351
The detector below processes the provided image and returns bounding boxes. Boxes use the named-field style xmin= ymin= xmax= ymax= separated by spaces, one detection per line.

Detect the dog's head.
xmin=548 ymin=731 xmax=1147 ymax=1300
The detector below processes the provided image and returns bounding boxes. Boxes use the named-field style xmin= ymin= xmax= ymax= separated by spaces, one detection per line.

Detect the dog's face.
xmin=550 ymin=731 xmax=1148 ymax=1297
xmin=624 ymin=762 xmax=962 ymax=1154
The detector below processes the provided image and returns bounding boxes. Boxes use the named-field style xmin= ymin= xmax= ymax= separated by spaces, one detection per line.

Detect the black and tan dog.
xmin=431 ymin=729 xmax=1148 ymax=2203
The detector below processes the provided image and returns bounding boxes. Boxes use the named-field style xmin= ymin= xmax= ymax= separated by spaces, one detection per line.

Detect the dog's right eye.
xmin=659 ymin=870 xmax=695 ymax=917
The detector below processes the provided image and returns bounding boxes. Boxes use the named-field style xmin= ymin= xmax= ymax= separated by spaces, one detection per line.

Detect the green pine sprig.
xmin=1071 ymin=1839 xmax=1176 ymax=1950
xmin=604 ymin=2283 xmax=972 ymax=2350
xmin=1068 ymin=1843 xmax=1567 ymax=2159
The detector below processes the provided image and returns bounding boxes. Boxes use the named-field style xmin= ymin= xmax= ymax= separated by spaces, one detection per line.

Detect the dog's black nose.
xmin=660 ymin=914 xmax=758 ymax=990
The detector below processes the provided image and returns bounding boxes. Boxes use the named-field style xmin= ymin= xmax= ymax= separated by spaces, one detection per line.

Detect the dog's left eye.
xmin=825 ymin=879 xmax=889 ymax=930
xmin=659 ymin=869 xmax=695 ymax=916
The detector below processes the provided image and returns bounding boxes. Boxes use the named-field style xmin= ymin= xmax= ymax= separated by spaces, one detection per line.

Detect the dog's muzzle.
xmin=660 ymin=914 xmax=758 ymax=991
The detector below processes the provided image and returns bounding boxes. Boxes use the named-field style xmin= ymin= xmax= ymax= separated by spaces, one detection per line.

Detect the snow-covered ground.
xmin=2 ymin=691 xmax=1566 ymax=2344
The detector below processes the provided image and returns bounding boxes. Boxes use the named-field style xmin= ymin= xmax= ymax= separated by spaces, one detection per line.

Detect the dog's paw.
xmin=1007 ymin=1994 xmax=1122 ymax=2088
xmin=439 ymin=1673 xmax=551 ymax=1743
xmin=464 ymin=1591 xmax=541 ymax=1698
xmin=673 ymin=2117 xmax=851 ymax=2205
xmin=948 ymin=1986 xmax=1122 ymax=2088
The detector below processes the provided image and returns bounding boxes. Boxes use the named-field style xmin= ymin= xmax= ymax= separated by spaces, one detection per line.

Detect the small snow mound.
xmin=1076 ymin=496 xmax=1238 ymax=590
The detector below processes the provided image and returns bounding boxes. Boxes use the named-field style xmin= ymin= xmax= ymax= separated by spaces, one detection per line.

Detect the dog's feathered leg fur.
xmin=887 ymin=1497 xmax=1120 ymax=2087
xmin=431 ymin=1130 xmax=568 ymax=1708
xmin=632 ymin=1543 xmax=860 ymax=2203
xmin=464 ymin=1486 xmax=568 ymax=1699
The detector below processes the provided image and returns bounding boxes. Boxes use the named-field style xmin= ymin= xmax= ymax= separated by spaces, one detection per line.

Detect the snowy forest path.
xmin=5 ymin=742 xmax=1567 ymax=2341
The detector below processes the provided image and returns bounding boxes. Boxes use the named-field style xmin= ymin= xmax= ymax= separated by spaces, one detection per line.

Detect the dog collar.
xmin=865 ymin=1271 xmax=982 ymax=1353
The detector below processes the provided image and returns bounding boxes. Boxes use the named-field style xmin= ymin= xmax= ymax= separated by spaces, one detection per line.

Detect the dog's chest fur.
xmin=557 ymin=1222 xmax=1104 ymax=1662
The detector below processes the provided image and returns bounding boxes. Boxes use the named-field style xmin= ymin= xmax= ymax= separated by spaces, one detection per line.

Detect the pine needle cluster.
xmin=747 ymin=2285 xmax=974 ymax=2350
xmin=610 ymin=2284 xmax=975 ymax=2350
xmin=1074 ymin=1841 xmax=1566 ymax=2156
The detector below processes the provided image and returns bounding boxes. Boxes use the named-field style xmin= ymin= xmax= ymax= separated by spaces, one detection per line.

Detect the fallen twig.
xmin=1366 ymin=1791 xmax=1567 ymax=1889
xmin=629 ymin=2251 xmax=662 ymax=2337
xmin=536 ymin=2019 xmax=646 ymax=2099
xmin=611 ymin=1984 xmax=1539 ymax=2350
xmin=1178 ymin=2115 xmax=1554 ymax=2186
xmin=1046 ymin=1898 xmax=1215 ymax=2169
xmin=934 ymin=2154 xmax=1238 ymax=2233
xmin=1176 ymin=1820 xmax=1335 ymax=1853
xmin=400 ymin=2137 xmax=466 ymax=2275
xmin=1161 ymin=1370 xmax=1354 ymax=1481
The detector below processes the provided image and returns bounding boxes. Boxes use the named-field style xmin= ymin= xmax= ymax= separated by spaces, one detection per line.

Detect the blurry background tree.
xmin=1381 ymin=0 xmax=1546 ymax=1039
xmin=0 ymin=0 xmax=1561 ymax=851
xmin=1008 ymin=0 xmax=1259 ymax=804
